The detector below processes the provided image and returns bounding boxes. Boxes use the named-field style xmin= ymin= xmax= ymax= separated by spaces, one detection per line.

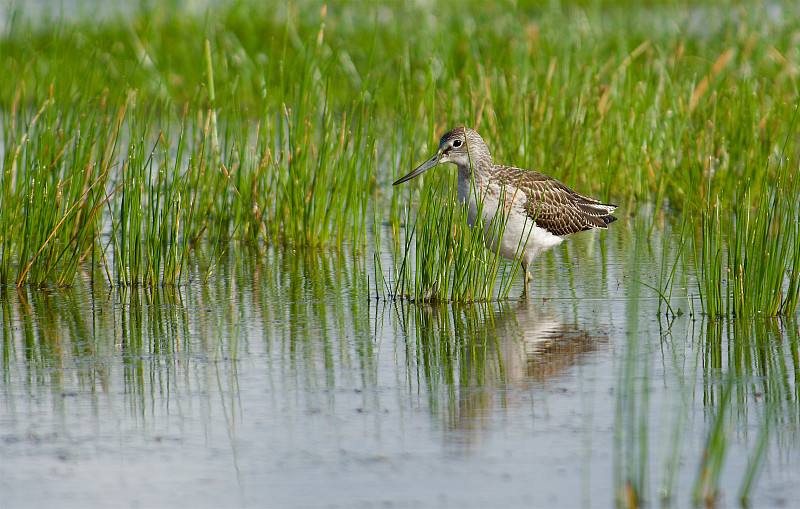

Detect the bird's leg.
xmin=521 ymin=261 xmax=530 ymax=299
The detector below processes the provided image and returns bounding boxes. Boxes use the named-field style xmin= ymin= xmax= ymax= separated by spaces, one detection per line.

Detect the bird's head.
xmin=393 ymin=127 xmax=491 ymax=185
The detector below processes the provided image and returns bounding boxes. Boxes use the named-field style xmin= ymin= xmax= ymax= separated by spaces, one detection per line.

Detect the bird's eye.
xmin=453 ymin=139 xmax=463 ymax=148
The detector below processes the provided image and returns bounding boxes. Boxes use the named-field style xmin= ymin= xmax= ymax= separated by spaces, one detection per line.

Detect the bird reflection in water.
xmin=401 ymin=300 xmax=609 ymax=441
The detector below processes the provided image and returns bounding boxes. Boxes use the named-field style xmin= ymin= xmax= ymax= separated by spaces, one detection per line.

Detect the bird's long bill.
xmin=392 ymin=153 xmax=439 ymax=186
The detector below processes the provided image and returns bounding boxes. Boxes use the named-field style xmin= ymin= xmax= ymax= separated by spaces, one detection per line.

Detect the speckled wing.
xmin=491 ymin=166 xmax=618 ymax=236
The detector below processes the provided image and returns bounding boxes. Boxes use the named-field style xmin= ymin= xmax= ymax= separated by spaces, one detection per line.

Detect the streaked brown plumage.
xmin=484 ymin=165 xmax=617 ymax=236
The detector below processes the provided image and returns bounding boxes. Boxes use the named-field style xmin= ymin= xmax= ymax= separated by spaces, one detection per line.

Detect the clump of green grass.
xmin=1 ymin=6 xmax=378 ymax=287
xmin=387 ymin=170 xmax=527 ymax=303
xmin=729 ymin=182 xmax=798 ymax=317
xmin=1 ymin=87 xmax=120 ymax=287
xmin=694 ymin=108 xmax=799 ymax=318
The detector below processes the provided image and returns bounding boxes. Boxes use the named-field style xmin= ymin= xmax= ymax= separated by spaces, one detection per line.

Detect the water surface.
xmin=2 ymin=214 xmax=798 ymax=507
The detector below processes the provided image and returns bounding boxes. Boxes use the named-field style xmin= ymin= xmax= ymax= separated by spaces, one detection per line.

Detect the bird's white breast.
xmin=458 ymin=175 xmax=564 ymax=267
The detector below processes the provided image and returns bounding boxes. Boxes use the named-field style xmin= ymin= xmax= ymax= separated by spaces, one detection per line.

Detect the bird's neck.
xmin=456 ymin=162 xmax=492 ymax=209
xmin=457 ymin=160 xmax=491 ymax=185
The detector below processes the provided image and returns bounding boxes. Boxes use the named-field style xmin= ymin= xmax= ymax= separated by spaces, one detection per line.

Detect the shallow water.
xmin=1 ymin=213 xmax=798 ymax=508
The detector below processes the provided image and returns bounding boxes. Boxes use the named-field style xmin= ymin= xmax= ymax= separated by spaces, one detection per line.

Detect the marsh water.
xmin=1 ymin=209 xmax=798 ymax=508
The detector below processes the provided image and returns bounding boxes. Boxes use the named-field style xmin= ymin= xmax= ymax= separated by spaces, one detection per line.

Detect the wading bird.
xmin=393 ymin=126 xmax=617 ymax=295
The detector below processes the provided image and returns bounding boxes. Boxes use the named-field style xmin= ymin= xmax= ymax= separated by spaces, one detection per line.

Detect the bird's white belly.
xmin=458 ymin=177 xmax=563 ymax=267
